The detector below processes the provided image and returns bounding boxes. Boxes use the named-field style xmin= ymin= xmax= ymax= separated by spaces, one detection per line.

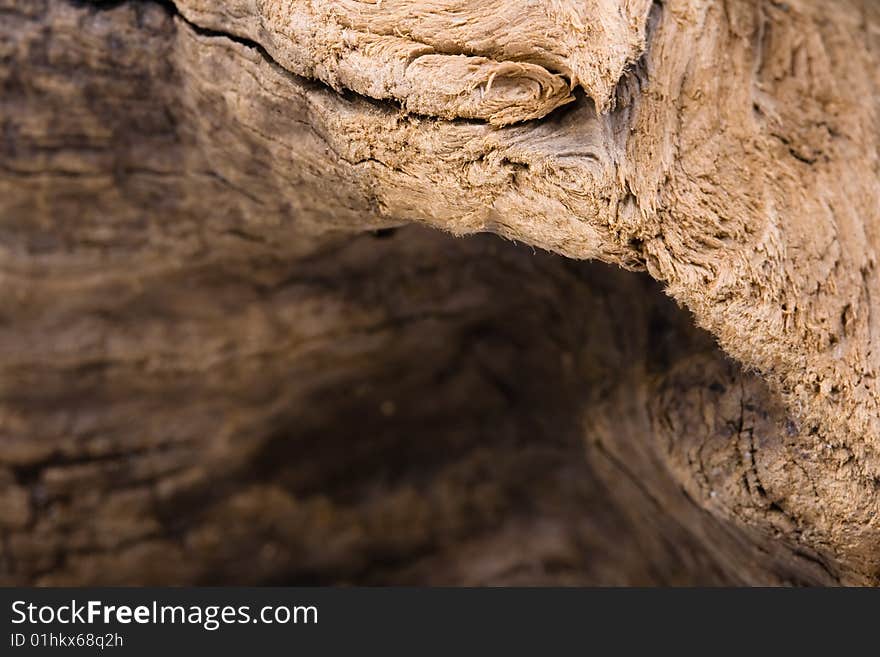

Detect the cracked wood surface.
xmin=0 ymin=0 xmax=879 ymax=584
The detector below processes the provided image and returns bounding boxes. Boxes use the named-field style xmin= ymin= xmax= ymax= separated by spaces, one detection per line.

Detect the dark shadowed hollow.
xmin=1 ymin=224 xmax=835 ymax=585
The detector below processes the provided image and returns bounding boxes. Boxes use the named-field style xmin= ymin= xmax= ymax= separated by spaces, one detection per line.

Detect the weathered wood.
xmin=1 ymin=0 xmax=878 ymax=584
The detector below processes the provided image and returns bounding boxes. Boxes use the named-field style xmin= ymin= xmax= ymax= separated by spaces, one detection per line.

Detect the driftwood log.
xmin=1 ymin=0 xmax=878 ymax=585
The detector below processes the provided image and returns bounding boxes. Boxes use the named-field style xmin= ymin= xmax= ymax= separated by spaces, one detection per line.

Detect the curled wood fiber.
xmin=173 ymin=0 xmax=653 ymax=123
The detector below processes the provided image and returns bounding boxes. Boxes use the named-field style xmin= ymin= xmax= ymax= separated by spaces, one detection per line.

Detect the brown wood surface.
xmin=1 ymin=0 xmax=878 ymax=585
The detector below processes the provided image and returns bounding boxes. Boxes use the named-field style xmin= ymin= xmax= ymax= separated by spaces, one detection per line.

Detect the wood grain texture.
xmin=0 ymin=0 xmax=878 ymax=584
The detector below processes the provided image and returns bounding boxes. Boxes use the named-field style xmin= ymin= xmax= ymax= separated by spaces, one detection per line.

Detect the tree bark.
xmin=1 ymin=0 xmax=878 ymax=585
